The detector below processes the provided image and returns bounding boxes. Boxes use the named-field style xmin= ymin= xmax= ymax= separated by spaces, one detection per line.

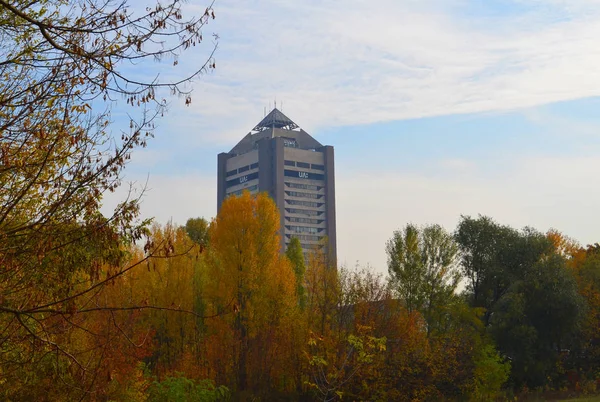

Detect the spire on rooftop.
xmin=253 ymin=108 xmax=299 ymax=131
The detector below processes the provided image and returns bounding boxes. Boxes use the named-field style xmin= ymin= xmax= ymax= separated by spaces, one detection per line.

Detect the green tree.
xmin=469 ymin=343 xmax=511 ymax=401
xmin=491 ymin=253 xmax=583 ymax=388
xmin=147 ymin=374 xmax=230 ymax=402
xmin=387 ymin=224 xmax=425 ymax=313
xmin=386 ymin=224 xmax=460 ymax=334
xmin=286 ymin=237 xmax=307 ymax=309
xmin=185 ymin=217 xmax=210 ymax=251
xmin=454 ymin=215 xmax=515 ymax=323
xmin=421 ymin=224 xmax=461 ymax=335
xmin=456 ymin=216 xmax=584 ymax=388
xmin=455 ymin=216 xmax=554 ymax=326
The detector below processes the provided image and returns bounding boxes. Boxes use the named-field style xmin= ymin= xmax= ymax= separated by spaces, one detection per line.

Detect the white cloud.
xmin=149 ymin=0 xmax=600 ymax=146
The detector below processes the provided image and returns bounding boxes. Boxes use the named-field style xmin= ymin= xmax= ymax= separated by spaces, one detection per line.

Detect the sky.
xmin=103 ymin=0 xmax=600 ymax=274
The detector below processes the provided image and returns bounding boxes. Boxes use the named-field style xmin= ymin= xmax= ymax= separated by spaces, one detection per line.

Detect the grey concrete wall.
xmin=321 ymin=145 xmax=337 ymax=266
xmin=271 ymin=137 xmax=287 ymax=253
xmin=225 ymin=149 xmax=259 ymax=171
xmin=283 ymin=147 xmax=325 ymax=164
xmin=217 ymin=152 xmax=229 ymax=213
xmin=258 ymin=138 xmax=273 ymax=196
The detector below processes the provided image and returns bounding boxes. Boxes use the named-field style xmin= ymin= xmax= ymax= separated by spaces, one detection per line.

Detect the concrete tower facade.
xmin=217 ymin=108 xmax=336 ymax=261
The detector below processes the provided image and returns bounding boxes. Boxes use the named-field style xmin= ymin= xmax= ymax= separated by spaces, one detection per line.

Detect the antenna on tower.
xmin=274 ymin=97 xmax=277 ymax=109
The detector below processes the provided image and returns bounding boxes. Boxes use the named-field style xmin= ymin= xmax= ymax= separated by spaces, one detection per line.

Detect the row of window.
xmin=286 ymin=216 xmax=323 ymax=225
xmin=284 ymin=160 xmax=325 ymax=171
xmin=286 ymin=234 xmax=322 ymax=242
xmin=283 ymin=138 xmax=297 ymax=148
xmin=285 ymin=199 xmax=323 ymax=208
xmin=227 ymin=185 xmax=258 ymax=197
xmin=225 ymin=162 xmax=259 ymax=177
xmin=284 ymin=170 xmax=325 ymax=181
xmin=285 ymin=191 xmax=323 ymax=199
xmin=285 ymin=182 xmax=321 ymax=191
xmin=226 ymin=172 xmax=259 ymax=188
xmin=285 ymin=241 xmax=316 ymax=250
xmin=285 ymin=243 xmax=312 ymax=251
xmin=286 ymin=225 xmax=323 ymax=234
xmin=285 ymin=208 xmax=323 ymax=217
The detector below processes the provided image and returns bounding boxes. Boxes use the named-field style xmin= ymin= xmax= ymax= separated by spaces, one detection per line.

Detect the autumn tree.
xmin=125 ymin=223 xmax=211 ymax=377
xmin=304 ymin=262 xmax=389 ymax=401
xmin=559 ymin=241 xmax=600 ymax=388
xmin=306 ymin=324 xmax=386 ymax=402
xmin=547 ymin=228 xmax=580 ymax=258
xmin=305 ymin=239 xmax=339 ymax=336
xmin=63 ymin=221 xmax=227 ymax=400
xmin=205 ymin=191 xmax=298 ymax=397
xmin=0 ymin=0 xmax=217 ymax=396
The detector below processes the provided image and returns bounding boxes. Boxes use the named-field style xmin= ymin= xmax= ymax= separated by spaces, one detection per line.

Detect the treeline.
xmin=4 ymin=190 xmax=598 ymax=401
xmin=1 ymin=0 xmax=599 ymax=399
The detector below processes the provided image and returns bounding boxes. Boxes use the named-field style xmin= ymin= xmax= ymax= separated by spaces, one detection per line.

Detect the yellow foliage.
xmin=205 ymin=191 xmax=299 ymax=394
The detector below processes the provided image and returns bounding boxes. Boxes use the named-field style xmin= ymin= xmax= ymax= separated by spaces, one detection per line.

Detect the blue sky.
xmin=104 ymin=0 xmax=600 ymax=273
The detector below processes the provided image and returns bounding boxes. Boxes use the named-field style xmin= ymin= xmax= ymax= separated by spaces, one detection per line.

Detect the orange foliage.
xmin=204 ymin=191 xmax=299 ymax=396
xmin=547 ymin=229 xmax=581 ymax=259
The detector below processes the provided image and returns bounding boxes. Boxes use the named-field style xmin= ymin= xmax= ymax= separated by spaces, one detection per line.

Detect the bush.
xmin=146 ymin=374 xmax=230 ymax=402
xmin=469 ymin=344 xmax=511 ymax=401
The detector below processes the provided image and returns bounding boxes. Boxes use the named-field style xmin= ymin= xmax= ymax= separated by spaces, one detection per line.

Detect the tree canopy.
xmin=0 ymin=0 xmax=217 ymax=396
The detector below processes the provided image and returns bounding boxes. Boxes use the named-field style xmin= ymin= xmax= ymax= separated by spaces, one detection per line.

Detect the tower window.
xmin=285 ymin=234 xmax=321 ymax=242
xmin=286 ymin=182 xmax=321 ymax=191
xmin=286 ymin=225 xmax=322 ymax=234
xmin=285 ymin=199 xmax=323 ymax=208
xmin=285 ymin=191 xmax=323 ymax=199
xmin=285 ymin=208 xmax=323 ymax=216
xmin=282 ymin=138 xmax=297 ymax=148
xmin=286 ymin=216 xmax=323 ymax=225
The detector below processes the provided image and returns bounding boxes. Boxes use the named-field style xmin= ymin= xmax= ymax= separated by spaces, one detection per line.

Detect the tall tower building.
xmin=217 ymin=108 xmax=336 ymax=261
